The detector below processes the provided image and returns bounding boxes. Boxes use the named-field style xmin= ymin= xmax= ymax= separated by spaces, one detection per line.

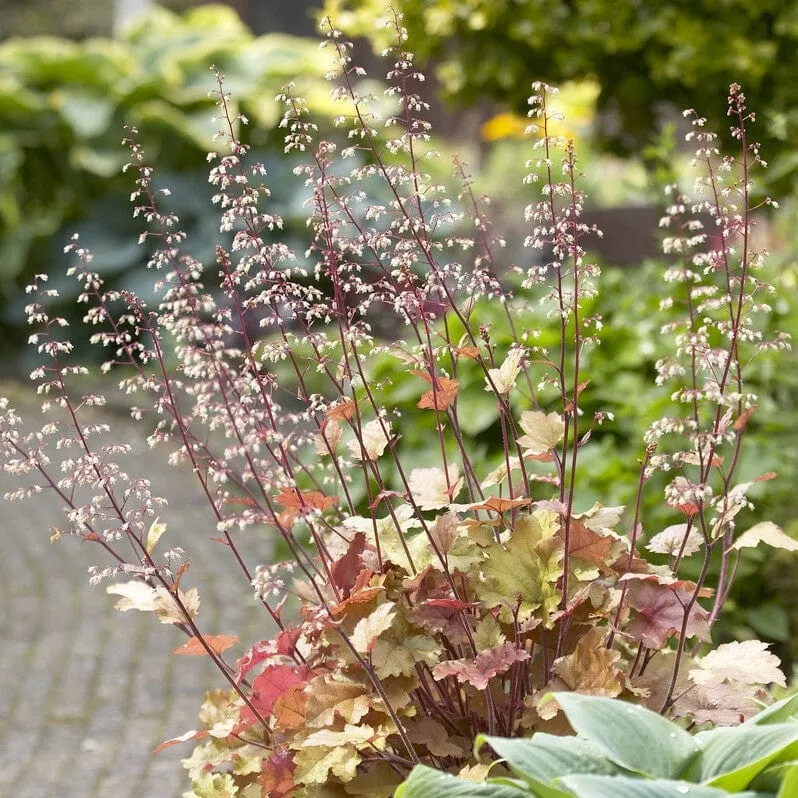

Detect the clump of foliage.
xmin=324 ymin=0 xmax=798 ymax=190
xmin=0 ymin=12 xmax=793 ymax=798
xmin=0 ymin=3 xmax=334 ymax=362
xmin=399 ymin=693 xmax=798 ymax=797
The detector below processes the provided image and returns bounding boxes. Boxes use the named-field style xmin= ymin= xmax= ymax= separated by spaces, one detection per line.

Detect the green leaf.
xmin=52 ymin=89 xmax=115 ymax=139
xmin=750 ymin=760 xmax=798 ymax=792
xmin=558 ymin=774 xmax=746 ymax=798
xmin=477 ymin=733 xmax=620 ymax=797
xmin=745 ymin=695 xmax=798 ymax=726
xmin=686 ymin=724 xmax=798 ymax=790
xmin=477 ymin=511 xmax=563 ymax=622
xmin=395 ymin=766 xmax=525 ymax=798
xmin=552 ymin=693 xmax=697 ymax=779
xmin=777 ymin=763 xmax=798 ymax=797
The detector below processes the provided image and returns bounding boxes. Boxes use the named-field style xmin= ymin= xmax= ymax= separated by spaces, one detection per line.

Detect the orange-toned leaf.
xmin=564 ymin=380 xmax=591 ymax=413
xmin=560 ymin=519 xmax=615 ymax=566
xmin=222 ymin=495 xmax=256 ymax=507
xmin=273 ymin=686 xmax=306 ymax=729
xmin=471 ymin=496 xmax=533 ymax=513
xmin=733 ymin=405 xmax=757 ymax=431
xmin=326 ymin=400 xmax=358 ymax=421
xmin=755 ymin=471 xmax=777 ymax=482
xmin=417 ymin=377 xmax=459 ymax=411
xmin=154 ymin=728 xmax=208 ymax=753
xmin=457 ymin=345 xmax=480 ymax=360
xmin=426 ymin=598 xmax=476 ymax=611
xmin=274 ymin=487 xmax=337 ymax=514
xmin=173 ymin=634 xmax=239 ymax=657
xmin=331 ymin=586 xmax=382 ymax=617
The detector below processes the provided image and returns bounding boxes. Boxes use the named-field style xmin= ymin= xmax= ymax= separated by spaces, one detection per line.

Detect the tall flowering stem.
xmin=0 ymin=17 xmax=790 ymax=796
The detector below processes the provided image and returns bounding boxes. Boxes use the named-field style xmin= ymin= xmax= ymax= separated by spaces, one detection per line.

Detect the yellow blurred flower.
xmin=480 ymin=80 xmax=600 ymax=143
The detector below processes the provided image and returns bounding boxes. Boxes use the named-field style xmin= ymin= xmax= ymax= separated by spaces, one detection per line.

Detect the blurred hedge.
xmin=0 ymin=3 xmax=336 ymax=367
xmin=324 ymin=0 xmax=798 ymax=194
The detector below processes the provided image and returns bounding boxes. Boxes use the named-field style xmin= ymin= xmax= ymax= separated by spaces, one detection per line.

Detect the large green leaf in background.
xmin=0 ymin=3 xmax=335 ymax=363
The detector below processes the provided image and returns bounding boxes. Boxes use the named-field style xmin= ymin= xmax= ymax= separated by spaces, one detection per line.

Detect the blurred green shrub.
xmin=0 ymin=3 xmax=337 ymax=365
xmin=324 ymin=0 xmax=798 ymax=191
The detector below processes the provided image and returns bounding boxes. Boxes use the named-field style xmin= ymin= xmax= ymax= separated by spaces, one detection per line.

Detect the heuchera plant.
xmin=0 ymin=13 xmax=793 ymax=798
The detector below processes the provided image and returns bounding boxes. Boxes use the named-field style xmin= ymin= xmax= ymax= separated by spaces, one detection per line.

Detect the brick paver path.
xmin=0 ymin=381 xmax=270 ymax=797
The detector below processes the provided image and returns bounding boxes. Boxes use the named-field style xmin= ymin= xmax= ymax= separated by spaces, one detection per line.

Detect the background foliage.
xmin=0 ymin=3 xmax=334 ymax=365
xmin=323 ymin=0 xmax=798 ymax=191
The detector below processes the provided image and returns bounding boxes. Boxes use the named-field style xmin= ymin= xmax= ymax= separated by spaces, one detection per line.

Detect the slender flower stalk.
xmin=0 ymin=17 xmax=790 ymax=796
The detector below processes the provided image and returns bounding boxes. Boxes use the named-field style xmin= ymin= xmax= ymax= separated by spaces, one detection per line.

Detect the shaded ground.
xmin=0 ymin=381 xmax=271 ymax=797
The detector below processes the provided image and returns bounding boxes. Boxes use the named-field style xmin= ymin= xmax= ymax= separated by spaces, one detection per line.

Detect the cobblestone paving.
xmin=0 ymin=382 xmax=272 ymax=797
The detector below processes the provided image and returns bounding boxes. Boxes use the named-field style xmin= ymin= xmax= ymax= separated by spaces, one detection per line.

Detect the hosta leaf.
xmin=395 ymin=766 xmax=524 ymax=798
xmin=777 ymin=763 xmax=798 ymax=797
xmin=552 ymin=693 xmax=697 ymax=779
xmin=686 ymin=723 xmax=798 ymax=790
xmin=749 ymin=759 xmax=798 ymax=793
xmin=558 ymin=774 xmax=743 ymax=798
xmin=477 ymin=733 xmax=620 ymax=796
xmin=746 ymin=694 xmax=798 ymax=726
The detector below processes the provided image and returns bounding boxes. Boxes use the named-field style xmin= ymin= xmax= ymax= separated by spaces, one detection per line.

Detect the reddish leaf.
xmin=235 ymin=639 xmax=276 ymax=685
xmin=368 ymin=489 xmax=405 ymax=510
xmin=330 ymin=532 xmax=366 ymax=598
xmin=275 ymin=626 xmax=302 ymax=656
xmin=471 ymin=496 xmax=532 ymax=513
xmin=426 ymin=599 xmax=476 ymax=611
xmin=259 ymin=750 xmax=295 ymax=798
xmin=432 ymin=642 xmax=531 ymax=690
xmin=624 ymin=575 xmax=711 ymax=649
xmin=174 ymin=634 xmax=239 ymax=657
xmin=240 ymin=664 xmax=309 ymax=726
